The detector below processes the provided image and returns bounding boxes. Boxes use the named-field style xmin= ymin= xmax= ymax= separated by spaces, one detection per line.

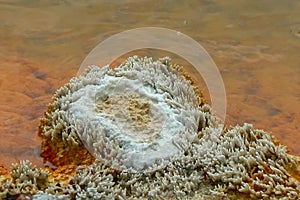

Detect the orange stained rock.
xmin=39 ymin=136 xmax=95 ymax=167
xmin=0 ymin=164 xmax=8 ymax=176
xmin=47 ymin=164 xmax=79 ymax=187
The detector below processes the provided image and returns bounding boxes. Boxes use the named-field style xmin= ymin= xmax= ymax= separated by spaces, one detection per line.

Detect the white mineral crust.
xmin=68 ymin=57 xmax=200 ymax=171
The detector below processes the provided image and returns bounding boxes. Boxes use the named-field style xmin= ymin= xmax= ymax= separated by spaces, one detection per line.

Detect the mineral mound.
xmin=1 ymin=56 xmax=300 ymax=199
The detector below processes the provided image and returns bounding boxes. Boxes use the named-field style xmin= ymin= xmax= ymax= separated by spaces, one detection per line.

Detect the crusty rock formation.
xmin=38 ymin=56 xmax=204 ymax=171
xmin=0 ymin=160 xmax=49 ymax=199
xmin=1 ymin=56 xmax=299 ymax=199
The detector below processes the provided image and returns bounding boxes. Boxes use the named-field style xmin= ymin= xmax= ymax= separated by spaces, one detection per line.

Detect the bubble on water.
xmin=290 ymin=24 xmax=300 ymax=38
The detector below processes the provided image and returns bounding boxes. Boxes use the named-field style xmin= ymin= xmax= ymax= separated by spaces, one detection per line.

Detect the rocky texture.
xmin=38 ymin=56 xmax=203 ymax=171
xmin=0 ymin=160 xmax=49 ymax=199
xmin=1 ymin=123 xmax=300 ymax=199
xmin=1 ymin=56 xmax=300 ymax=199
xmin=197 ymin=124 xmax=300 ymax=198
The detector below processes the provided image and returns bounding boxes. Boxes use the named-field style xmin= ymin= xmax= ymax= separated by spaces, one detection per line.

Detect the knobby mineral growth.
xmin=1 ymin=56 xmax=300 ymax=199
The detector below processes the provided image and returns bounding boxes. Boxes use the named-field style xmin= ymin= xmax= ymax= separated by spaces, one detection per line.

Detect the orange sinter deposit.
xmin=0 ymin=56 xmax=300 ymax=199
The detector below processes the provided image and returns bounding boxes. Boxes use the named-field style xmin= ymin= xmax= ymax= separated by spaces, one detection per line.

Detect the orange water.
xmin=0 ymin=0 xmax=299 ymax=169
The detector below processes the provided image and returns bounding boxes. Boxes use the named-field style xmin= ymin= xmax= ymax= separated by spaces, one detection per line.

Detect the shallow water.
xmin=0 ymin=0 xmax=299 ymax=169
